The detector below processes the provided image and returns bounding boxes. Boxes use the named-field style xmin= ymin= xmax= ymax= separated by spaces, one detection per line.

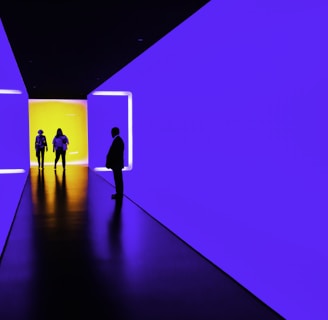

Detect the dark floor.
xmin=0 ymin=166 xmax=284 ymax=320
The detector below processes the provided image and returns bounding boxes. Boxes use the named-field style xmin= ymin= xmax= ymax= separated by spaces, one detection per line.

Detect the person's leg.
xmin=36 ymin=149 xmax=41 ymax=168
xmin=113 ymin=168 xmax=123 ymax=197
xmin=117 ymin=169 xmax=123 ymax=196
xmin=62 ymin=150 xmax=66 ymax=169
xmin=40 ymin=148 xmax=45 ymax=168
xmin=54 ymin=150 xmax=61 ymax=169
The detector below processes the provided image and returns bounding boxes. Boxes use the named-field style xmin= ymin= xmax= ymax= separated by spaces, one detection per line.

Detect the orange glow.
xmin=30 ymin=166 xmax=89 ymax=230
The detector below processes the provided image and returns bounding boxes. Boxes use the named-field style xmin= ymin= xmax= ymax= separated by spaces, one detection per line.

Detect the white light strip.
xmin=29 ymin=99 xmax=87 ymax=104
xmin=94 ymin=167 xmax=130 ymax=172
xmin=94 ymin=167 xmax=108 ymax=172
xmin=92 ymin=91 xmax=131 ymax=96
xmin=0 ymin=169 xmax=25 ymax=174
xmin=91 ymin=90 xmax=133 ymax=171
xmin=0 ymin=89 xmax=23 ymax=95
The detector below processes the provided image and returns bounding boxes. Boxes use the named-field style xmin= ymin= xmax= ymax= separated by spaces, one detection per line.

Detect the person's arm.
xmin=44 ymin=137 xmax=48 ymax=151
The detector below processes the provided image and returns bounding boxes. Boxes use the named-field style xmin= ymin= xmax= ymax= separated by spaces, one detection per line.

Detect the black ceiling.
xmin=0 ymin=1 xmax=209 ymax=99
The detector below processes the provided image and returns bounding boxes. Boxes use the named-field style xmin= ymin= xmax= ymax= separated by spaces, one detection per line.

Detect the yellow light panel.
xmin=29 ymin=99 xmax=88 ymax=166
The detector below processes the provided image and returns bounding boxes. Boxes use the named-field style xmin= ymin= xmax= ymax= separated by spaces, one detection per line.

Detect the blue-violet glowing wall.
xmin=0 ymin=19 xmax=30 ymax=258
xmin=88 ymin=1 xmax=328 ymax=319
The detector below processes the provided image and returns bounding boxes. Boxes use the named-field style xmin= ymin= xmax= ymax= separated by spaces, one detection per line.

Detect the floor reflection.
xmin=0 ymin=166 xmax=284 ymax=320
xmin=35 ymin=168 xmax=46 ymax=215
xmin=54 ymin=169 xmax=67 ymax=214
xmin=108 ymin=198 xmax=123 ymax=257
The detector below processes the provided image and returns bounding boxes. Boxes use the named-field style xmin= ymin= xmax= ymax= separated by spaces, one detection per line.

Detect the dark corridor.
xmin=0 ymin=166 xmax=284 ymax=320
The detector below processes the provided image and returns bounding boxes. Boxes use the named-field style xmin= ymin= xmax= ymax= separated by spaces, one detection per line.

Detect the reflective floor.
xmin=0 ymin=166 xmax=284 ymax=320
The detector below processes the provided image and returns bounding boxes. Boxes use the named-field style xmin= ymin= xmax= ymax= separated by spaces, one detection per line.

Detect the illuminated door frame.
xmin=0 ymin=89 xmax=26 ymax=174
xmin=91 ymin=91 xmax=133 ymax=172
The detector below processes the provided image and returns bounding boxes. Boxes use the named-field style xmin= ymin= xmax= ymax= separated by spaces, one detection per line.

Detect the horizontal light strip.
xmin=92 ymin=91 xmax=131 ymax=96
xmin=0 ymin=169 xmax=25 ymax=174
xmin=94 ymin=166 xmax=131 ymax=172
xmin=29 ymin=99 xmax=86 ymax=104
xmin=0 ymin=89 xmax=23 ymax=95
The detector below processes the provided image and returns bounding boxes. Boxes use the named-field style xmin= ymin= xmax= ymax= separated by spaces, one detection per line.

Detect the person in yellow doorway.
xmin=35 ymin=129 xmax=48 ymax=169
xmin=53 ymin=128 xmax=69 ymax=170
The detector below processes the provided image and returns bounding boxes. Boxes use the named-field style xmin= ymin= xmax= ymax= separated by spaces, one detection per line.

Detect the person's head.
xmin=38 ymin=129 xmax=43 ymax=135
xmin=56 ymin=128 xmax=63 ymax=136
xmin=111 ymin=127 xmax=119 ymax=138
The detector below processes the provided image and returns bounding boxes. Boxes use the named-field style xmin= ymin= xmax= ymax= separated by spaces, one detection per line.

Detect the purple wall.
xmin=88 ymin=1 xmax=328 ymax=319
xmin=0 ymin=19 xmax=29 ymax=258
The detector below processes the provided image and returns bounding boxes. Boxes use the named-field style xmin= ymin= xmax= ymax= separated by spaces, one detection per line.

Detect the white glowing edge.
xmin=91 ymin=91 xmax=133 ymax=172
xmin=0 ymin=89 xmax=24 ymax=173
xmin=0 ymin=169 xmax=25 ymax=174
xmin=0 ymin=89 xmax=22 ymax=94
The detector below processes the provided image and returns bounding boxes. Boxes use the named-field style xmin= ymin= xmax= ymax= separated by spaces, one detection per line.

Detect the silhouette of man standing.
xmin=106 ymin=127 xmax=124 ymax=199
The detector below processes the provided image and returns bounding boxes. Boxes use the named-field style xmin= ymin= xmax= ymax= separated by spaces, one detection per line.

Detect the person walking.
xmin=52 ymin=128 xmax=69 ymax=170
xmin=106 ymin=127 xmax=124 ymax=199
xmin=35 ymin=129 xmax=48 ymax=169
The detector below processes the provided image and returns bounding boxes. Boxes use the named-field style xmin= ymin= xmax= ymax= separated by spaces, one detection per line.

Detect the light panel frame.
xmin=91 ymin=90 xmax=133 ymax=171
xmin=0 ymin=90 xmax=26 ymax=174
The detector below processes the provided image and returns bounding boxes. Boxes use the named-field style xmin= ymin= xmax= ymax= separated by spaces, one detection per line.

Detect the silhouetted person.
xmin=52 ymin=128 xmax=69 ymax=170
xmin=106 ymin=127 xmax=124 ymax=199
xmin=35 ymin=129 xmax=48 ymax=169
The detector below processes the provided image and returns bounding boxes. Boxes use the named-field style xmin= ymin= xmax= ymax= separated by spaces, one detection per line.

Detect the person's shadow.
xmin=108 ymin=198 xmax=123 ymax=257
xmin=37 ymin=168 xmax=45 ymax=198
xmin=54 ymin=169 xmax=67 ymax=213
xmin=35 ymin=168 xmax=46 ymax=214
xmin=106 ymin=197 xmax=126 ymax=315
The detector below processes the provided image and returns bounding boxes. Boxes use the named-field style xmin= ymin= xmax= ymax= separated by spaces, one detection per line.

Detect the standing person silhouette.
xmin=106 ymin=127 xmax=124 ymax=199
xmin=35 ymin=129 xmax=48 ymax=169
xmin=52 ymin=128 xmax=69 ymax=170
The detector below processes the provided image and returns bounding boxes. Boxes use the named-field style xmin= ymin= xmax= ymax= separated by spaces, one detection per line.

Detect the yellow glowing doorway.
xmin=29 ymin=99 xmax=88 ymax=167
